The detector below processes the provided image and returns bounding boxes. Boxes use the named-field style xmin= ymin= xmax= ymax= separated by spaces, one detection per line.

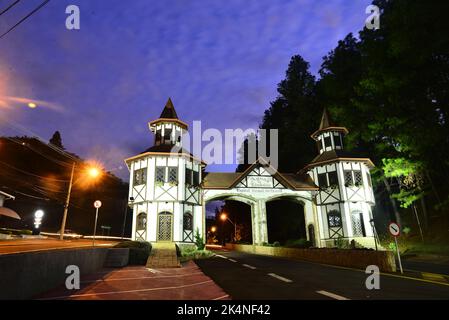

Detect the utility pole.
xmin=59 ymin=162 xmax=75 ymax=240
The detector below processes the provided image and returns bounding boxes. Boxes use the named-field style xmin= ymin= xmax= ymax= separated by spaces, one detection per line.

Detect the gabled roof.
xmin=301 ymin=149 xmax=375 ymax=172
xmin=149 ymin=98 xmax=188 ymax=129
xmin=311 ymin=108 xmax=348 ymax=140
xmin=202 ymin=158 xmax=317 ymax=190
xmin=124 ymin=144 xmax=205 ymax=165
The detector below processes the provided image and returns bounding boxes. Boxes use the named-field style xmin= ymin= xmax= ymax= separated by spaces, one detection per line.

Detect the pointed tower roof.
xmin=149 ymin=98 xmax=188 ymax=130
xmin=311 ymin=108 xmax=348 ymax=140
xmin=159 ymin=98 xmax=178 ymax=119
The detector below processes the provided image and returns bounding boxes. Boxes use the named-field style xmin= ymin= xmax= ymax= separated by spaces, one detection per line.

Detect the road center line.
xmin=268 ymin=273 xmax=292 ymax=283
xmin=228 ymin=258 xmax=237 ymax=263
xmin=316 ymin=290 xmax=350 ymax=300
xmin=242 ymin=264 xmax=256 ymax=270
xmin=215 ymin=254 xmax=228 ymax=259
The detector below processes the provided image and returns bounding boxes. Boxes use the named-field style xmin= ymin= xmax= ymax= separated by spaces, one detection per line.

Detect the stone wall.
xmin=0 ymin=247 xmax=109 ymax=300
xmin=225 ymin=243 xmax=396 ymax=272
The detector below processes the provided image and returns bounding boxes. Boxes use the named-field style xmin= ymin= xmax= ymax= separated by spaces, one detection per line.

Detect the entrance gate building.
xmin=125 ymin=99 xmax=377 ymax=249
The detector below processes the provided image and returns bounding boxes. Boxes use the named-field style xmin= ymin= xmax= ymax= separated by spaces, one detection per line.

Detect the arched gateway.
xmin=125 ymin=99 xmax=377 ymax=249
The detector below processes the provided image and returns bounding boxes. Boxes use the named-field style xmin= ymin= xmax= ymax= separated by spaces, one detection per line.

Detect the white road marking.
xmin=213 ymin=294 xmax=230 ymax=300
xmin=228 ymin=258 xmax=237 ymax=263
xmin=39 ymin=280 xmax=214 ymax=300
xmin=316 ymin=290 xmax=350 ymax=300
xmin=82 ymin=272 xmax=205 ymax=283
xmin=242 ymin=264 xmax=256 ymax=270
xmin=268 ymin=273 xmax=292 ymax=283
xmin=215 ymin=254 xmax=228 ymax=259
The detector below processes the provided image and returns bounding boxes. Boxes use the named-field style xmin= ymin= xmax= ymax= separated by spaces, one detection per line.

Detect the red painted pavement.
xmin=37 ymin=260 xmax=230 ymax=300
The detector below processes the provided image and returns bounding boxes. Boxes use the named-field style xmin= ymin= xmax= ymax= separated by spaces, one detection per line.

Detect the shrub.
xmin=194 ymin=228 xmax=205 ymax=250
xmin=285 ymin=238 xmax=313 ymax=249
xmin=115 ymin=241 xmax=152 ymax=265
xmin=273 ymin=241 xmax=281 ymax=247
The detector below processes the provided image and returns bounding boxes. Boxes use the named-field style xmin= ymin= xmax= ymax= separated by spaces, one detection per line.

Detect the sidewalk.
xmin=37 ymin=260 xmax=230 ymax=300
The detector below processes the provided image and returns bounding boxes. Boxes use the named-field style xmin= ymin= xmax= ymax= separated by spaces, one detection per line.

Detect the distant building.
xmin=125 ymin=99 xmax=377 ymax=249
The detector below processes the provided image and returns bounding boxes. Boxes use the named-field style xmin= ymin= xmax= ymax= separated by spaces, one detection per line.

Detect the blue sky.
xmin=0 ymin=0 xmax=371 ymax=180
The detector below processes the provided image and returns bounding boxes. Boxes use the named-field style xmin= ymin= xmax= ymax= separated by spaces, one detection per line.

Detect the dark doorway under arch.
xmin=266 ymin=199 xmax=306 ymax=244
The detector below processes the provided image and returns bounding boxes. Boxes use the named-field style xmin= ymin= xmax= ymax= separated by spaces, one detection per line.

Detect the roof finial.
xmin=160 ymin=97 xmax=178 ymax=119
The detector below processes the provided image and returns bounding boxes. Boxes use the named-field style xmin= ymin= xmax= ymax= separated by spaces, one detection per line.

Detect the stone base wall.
xmin=225 ymin=243 xmax=396 ymax=272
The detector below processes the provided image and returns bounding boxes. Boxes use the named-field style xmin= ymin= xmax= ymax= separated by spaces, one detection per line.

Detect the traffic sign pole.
xmin=388 ymin=222 xmax=403 ymax=274
xmin=394 ymin=236 xmax=403 ymax=274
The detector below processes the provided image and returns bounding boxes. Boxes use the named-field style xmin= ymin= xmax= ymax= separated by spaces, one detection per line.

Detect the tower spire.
xmin=311 ymin=108 xmax=348 ymax=140
xmin=159 ymin=97 xmax=179 ymax=119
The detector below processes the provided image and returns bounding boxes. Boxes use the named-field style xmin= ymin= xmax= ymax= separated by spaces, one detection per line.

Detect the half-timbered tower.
xmin=125 ymin=98 xmax=204 ymax=243
xmin=304 ymin=109 xmax=376 ymax=248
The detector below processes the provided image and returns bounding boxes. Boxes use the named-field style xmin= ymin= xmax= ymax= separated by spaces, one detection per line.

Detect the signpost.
xmin=93 ymin=200 xmax=102 ymax=247
xmin=388 ymin=222 xmax=403 ymax=274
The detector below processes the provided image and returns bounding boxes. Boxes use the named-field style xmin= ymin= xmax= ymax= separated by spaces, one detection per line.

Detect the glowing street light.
xmin=27 ymin=102 xmax=37 ymax=109
xmin=220 ymin=212 xmax=237 ymax=242
xmin=211 ymin=226 xmax=217 ymax=233
xmin=34 ymin=209 xmax=44 ymax=229
xmin=59 ymin=162 xmax=102 ymax=240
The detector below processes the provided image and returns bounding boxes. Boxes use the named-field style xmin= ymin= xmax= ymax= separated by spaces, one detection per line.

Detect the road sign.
xmin=388 ymin=222 xmax=400 ymax=237
xmin=93 ymin=200 xmax=102 ymax=209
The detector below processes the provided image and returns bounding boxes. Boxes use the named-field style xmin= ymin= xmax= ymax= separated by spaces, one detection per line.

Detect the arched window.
xmin=183 ymin=212 xmax=193 ymax=231
xmin=137 ymin=212 xmax=147 ymax=230
xmin=327 ymin=210 xmax=342 ymax=228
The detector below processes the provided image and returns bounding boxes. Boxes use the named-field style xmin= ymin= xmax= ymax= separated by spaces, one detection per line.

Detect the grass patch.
xmin=177 ymin=244 xmax=213 ymax=262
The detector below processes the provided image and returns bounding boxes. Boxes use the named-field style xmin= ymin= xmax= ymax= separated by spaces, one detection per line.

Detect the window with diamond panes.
xmin=155 ymin=167 xmax=165 ymax=183
xmin=168 ymin=167 xmax=178 ymax=184
xmin=133 ymin=168 xmax=146 ymax=186
xmin=344 ymin=170 xmax=353 ymax=187
xmin=328 ymin=210 xmax=342 ymax=228
xmin=354 ymin=170 xmax=363 ymax=186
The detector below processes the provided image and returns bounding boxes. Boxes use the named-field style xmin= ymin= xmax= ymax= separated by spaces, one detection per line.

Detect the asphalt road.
xmin=0 ymin=239 xmax=118 ymax=254
xmin=196 ymin=249 xmax=449 ymax=300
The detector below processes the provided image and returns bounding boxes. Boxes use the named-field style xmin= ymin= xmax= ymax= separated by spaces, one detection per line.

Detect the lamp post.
xmin=93 ymin=200 xmax=102 ymax=246
xmin=59 ymin=162 xmax=102 ymax=240
xmin=220 ymin=213 xmax=237 ymax=242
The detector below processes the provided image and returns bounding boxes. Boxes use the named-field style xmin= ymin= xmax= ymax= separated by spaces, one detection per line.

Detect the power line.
xmin=0 ymin=0 xmax=21 ymax=16
xmin=0 ymin=0 xmax=50 ymax=40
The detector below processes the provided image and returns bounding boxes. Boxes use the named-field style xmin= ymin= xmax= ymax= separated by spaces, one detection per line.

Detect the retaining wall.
xmin=225 ymin=244 xmax=396 ymax=272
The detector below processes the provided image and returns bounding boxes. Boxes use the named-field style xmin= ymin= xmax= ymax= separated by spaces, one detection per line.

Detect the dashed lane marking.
xmin=268 ymin=273 xmax=292 ymax=283
xmin=242 ymin=264 xmax=256 ymax=270
xmin=228 ymin=258 xmax=238 ymax=263
xmin=316 ymin=290 xmax=350 ymax=300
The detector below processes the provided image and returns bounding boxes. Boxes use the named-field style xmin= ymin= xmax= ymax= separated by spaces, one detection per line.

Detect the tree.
xmin=49 ymin=131 xmax=65 ymax=150
xmin=260 ymin=55 xmax=320 ymax=172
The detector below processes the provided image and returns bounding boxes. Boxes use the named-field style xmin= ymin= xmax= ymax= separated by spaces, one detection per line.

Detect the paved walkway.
xmin=37 ymin=260 xmax=230 ymax=300
xmin=146 ymin=242 xmax=180 ymax=268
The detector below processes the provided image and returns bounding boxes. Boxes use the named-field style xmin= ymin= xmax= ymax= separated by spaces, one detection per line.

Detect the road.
xmin=0 ymin=238 xmax=118 ymax=254
xmin=196 ymin=248 xmax=449 ymax=300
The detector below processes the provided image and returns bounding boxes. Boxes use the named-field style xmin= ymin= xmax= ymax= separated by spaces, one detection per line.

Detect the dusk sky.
xmin=0 ymin=0 xmax=371 ymax=180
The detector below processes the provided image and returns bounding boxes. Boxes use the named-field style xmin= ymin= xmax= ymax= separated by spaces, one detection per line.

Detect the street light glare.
xmin=211 ymin=226 xmax=217 ymax=232
xmin=27 ymin=102 xmax=37 ymax=108
xmin=34 ymin=209 xmax=44 ymax=218
xmin=88 ymin=167 xmax=100 ymax=178
xmin=220 ymin=213 xmax=227 ymax=221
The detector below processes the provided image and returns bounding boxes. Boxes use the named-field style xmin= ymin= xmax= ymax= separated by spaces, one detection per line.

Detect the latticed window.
xmin=318 ymin=173 xmax=328 ymax=188
xmin=134 ymin=168 xmax=147 ymax=186
xmin=155 ymin=167 xmax=165 ymax=183
xmin=344 ymin=170 xmax=353 ymax=187
xmin=137 ymin=213 xmax=147 ymax=230
xmin=354 ymin=170 xmax=363 ymax=186
xmin=185 ymin=168 xmax=192 ymax=185
xmin=328 ymin=210 xmax=342 ymax=228
xmin=334 ymin=134 xmax=342 ymax=148
xmin=183 ymin=213 xmax=193 ymax=231
xmin=328 ymin=171 xmax=339 ymax=188
xmin=168 ymin=167 xmax=178 ymax=184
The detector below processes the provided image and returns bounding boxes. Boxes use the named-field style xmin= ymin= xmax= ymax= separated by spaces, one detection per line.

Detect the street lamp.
xmin=34 ymin=209 xmax=44 ymax=229
xmin=220 ymin=213 xmax=237 ymax=243
xmin=59 ymin=162 xmax=102 ymax=240
xmin=211 ymin=226 xmax=217 ymax=233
